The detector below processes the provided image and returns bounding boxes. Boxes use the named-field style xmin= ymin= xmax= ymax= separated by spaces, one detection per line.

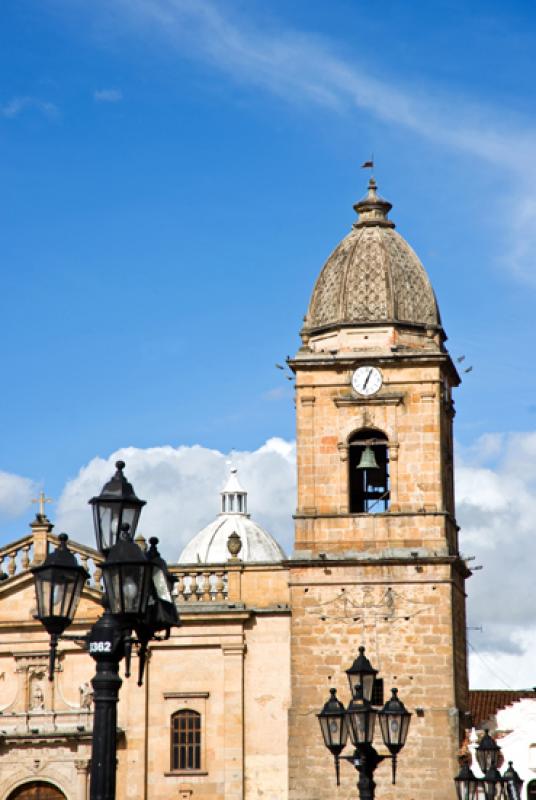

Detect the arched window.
xmin=527 ymin=779 xmax=536 ymax=800
xmin=348 ymin=428 xmax=390 ymax=513
xmin=171 ymin=709 xmax=202 ymax=771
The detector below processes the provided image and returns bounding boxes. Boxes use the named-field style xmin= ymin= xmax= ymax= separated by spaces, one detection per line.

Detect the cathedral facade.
xmin=0 ymin=179 xmax=469 ymax=800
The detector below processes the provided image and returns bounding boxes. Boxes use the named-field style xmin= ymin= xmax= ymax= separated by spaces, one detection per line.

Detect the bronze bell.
xmin=356 ymin=445 xmax=379 ymax=471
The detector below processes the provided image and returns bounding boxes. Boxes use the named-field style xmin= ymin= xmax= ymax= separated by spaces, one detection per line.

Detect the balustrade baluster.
xmin=201 ymin=571 xmax=211 ymax=601
xmin=93 ymin=563 xmax=103 ymax=591
xmin=173 ymin=573 xmax=182 ymax=601
xmin=8 ymin=552 xmax=16 ymax=577
xmin=21 ymin=545 xmax=30 ymax=571
xmin=191 ymin=573 xmax=200 ymax=602
xmin=80 ymin=554 xmax=89 ymax=583
xmin=215 ymin=571 xmax=225 ymax=601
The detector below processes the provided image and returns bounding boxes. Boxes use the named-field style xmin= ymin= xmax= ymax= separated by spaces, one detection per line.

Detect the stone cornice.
xmin=286 ymin=554 xmax=471 ymax=578
xmin=293 ymin=509 xmax=452 ymax=519
xmin=289 ymin=350 xmax=460 ymax=385
xmin=333 ymin=392 xmax=404 ymax=407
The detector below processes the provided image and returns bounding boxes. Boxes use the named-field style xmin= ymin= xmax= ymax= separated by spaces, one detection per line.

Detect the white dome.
xmin=178 ymin=469 xmax=286 ymax=564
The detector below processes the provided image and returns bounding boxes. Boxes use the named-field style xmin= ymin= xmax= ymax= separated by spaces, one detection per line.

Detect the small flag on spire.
xmin=361 ymin=158 xmax=374 ymax=169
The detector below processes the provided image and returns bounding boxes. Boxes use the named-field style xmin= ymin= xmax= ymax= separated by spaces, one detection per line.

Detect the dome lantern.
xmin=220 ymin=468 xmax=248 ymax=515
xmin=353 ymin=178 xmax=394 ymax=229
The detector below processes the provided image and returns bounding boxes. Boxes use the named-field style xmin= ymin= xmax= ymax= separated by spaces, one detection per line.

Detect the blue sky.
xmin=2 ymin=0 xmax=535 ymax=485
xmin=2 ymin=0 xmax=536 ymax=685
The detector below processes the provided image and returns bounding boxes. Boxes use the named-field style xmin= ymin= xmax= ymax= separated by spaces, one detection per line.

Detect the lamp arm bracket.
xmin=60 ymin=634 xmax=89 ymax=643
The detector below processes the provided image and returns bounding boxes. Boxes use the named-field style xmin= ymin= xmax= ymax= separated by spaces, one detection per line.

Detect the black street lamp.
xmin=454 ymin=758 xmax=480 ymax=800
xmin=31 ymin=461 xmax=178 ymax=800
xmin=88 ymin=460 xmax=146 ymax=554
xmin=32 ymin=533 xmax=90 ymax=680
xmin=318 ymin=646 xmax=411 ymax=800
xmin=503 ymin=761 xmax=524 ymax=800
xmin=453 ymin=731 xmax=524 ymax=800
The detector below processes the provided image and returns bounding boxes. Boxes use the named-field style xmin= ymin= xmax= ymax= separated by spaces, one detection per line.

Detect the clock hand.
xmin=363 ymin=368 xmax=373 ymax=389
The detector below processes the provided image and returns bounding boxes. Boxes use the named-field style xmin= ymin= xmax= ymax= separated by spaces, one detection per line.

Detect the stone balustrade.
xmin=0 ymin=531 xmax=103 ymax=592
xmin=171 ymin=568 xmax=229 ymax=603
xmin=0 ymin=523 xmax=290 ymax=609
xmin=0 ymin=536 xmax=35 ymax=580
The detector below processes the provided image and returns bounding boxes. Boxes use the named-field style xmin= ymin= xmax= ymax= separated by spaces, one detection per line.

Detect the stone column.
xmin=222 ymin=643 xmax=245 ymax=800
xmin=75 ymin=759 xmax=90 ymax=800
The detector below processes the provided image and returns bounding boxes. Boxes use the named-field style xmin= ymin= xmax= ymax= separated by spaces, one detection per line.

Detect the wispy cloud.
xmin=90 ymin=0 xmax=536 ymax=283
xmin=94 ymin=88 xmax=123 ymax=103
xmin=1 ymin=96 xmax=58 ymax=119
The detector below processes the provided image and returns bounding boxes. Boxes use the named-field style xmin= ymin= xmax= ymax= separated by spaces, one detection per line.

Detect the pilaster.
xmin=222 ymin=642 xmax=245 ymax=800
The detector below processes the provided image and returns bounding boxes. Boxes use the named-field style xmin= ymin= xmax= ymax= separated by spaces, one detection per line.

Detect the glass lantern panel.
xmin=104 ymin=569 xmax=124 ymax=614
xmin=319 ymin=715 xmax=331 ymax=748
xmin=400 ymin=713 xmax=411 ymax=745
xmin=505 ymin=781 xmax=521 ymax=800
xmin=121 ymin=506 xmax=141 ymax=538
xmin=477 ymin=743 xmax=499 ymax=773
xmin=362 ymin=674 xmax=375 ymax=703
xmin=456 ymin=779 xmax=478 ymax=800
xmin=67 ymin=574 xmax=85 ymax=620
xmin=121 ymin=566 xmax=143 ymax=614
xmin=153 ymin=568 xmax=172 ymax=602
xmin=484 ymin=780 xmax=502 ymax=800
xmin=35 ymin=577 xmax=47 ymax=617
xmin=347 ymin=673 xmax=359 ymax=696
xmin=320 ymin=715 xmax=346 ymax=750
xmin=95 ymin=505 xmax=112 ymax=550
xmin=348 ymin=709 xmax=375 ymax=745
xmin=51 ymin=581 xmax=67 ymax=617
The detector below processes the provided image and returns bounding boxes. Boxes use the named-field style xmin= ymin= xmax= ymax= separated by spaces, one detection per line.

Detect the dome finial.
xmin=353 ymin=176 xmax=394 ymax=229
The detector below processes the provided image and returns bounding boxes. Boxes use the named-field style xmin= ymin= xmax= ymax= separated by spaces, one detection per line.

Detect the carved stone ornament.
xmin=227 ymin=532 xmax=242 ymax=560
xmin=79 ymin=682 xmax=93 ymax=709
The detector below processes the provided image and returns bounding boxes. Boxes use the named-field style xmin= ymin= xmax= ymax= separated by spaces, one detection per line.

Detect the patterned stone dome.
xmin=303 ymin=179 xmax=441 ymax=334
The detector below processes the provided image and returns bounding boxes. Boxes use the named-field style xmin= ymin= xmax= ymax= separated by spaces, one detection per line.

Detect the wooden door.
xmin=7 ymin=782 xmax=66 ymax=800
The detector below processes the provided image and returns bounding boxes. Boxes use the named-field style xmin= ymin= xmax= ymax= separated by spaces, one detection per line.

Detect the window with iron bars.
xmin=171 ymin=710 xmax=201 ymax=771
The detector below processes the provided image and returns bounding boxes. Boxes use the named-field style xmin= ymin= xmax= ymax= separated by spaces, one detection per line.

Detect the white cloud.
xmin=55 ymin=437 xmax=296 ymax=560
xmin=94 ymin=88 xmax=123 ymax=103
xmin=457 ymin=432 xmax=536 ymax=687
xmin=10 ymin=423 xmax=536 ymax=688
xmin=0 ymin=471 xmax=37 ymax=518
xmin=1 ymin=96 xmax=58 ymax=119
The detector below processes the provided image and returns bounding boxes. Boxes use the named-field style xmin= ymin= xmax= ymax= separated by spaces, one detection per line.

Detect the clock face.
xmin=352 ymin=366 xmax=382 ymax=397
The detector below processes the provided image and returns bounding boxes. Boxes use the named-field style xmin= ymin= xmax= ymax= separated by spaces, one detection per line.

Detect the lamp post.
xmin=31 ymin=461 xmax=178 ymax=800
xmin=454 ymin=730 xmax=524 ymax=800
xmin=318 ymin=646 xmax=411 ymax=800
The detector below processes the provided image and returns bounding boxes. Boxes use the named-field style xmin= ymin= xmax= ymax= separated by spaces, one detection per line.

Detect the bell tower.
xmin=287 ymin=179 xmax=470 ymax=800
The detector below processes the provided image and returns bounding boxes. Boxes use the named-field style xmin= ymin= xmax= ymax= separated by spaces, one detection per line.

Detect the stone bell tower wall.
xmin=292 ymin=353 xmax=459 ymax=557
xmin=287 ymin=558 xmax=468 ymax=800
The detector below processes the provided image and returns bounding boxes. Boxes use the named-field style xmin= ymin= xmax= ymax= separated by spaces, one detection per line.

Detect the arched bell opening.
xmin=348 ymin=428 xmax=390 ymax=513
